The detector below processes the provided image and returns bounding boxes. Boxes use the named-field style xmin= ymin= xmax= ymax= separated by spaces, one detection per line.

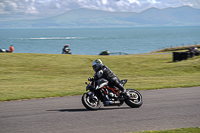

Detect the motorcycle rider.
xmin=92 ymin=59 xmax=130 ymax=102
xmin=62 ymin=44 xmax=71 ymax=54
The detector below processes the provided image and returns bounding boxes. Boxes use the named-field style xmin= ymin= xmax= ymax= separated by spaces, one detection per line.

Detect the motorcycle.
xmin=0 ymin=48 xmax=10 ymax=53
xmin=62 ymin=48 xmax=71 ymax=54
xmin=82 ymin=77 xmax=143 ymax=110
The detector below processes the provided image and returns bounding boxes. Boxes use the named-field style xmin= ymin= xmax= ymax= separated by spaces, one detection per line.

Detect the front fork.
xmin=87 ymin=91 xmax=95 ymax=99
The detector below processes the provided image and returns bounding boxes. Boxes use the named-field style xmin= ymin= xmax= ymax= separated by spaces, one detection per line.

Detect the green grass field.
xmin=0 ymin=52 xmax=200 ymax=101
xmin=131 ymin=127 xmax=200 ymax=133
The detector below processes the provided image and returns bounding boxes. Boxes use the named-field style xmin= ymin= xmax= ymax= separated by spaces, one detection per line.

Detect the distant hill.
xmin=0 ymin=6 xmax=200 ymax=28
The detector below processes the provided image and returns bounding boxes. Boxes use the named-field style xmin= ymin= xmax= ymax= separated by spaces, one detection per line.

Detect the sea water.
xmin=0 ymin=26 xmax=199 ymax=55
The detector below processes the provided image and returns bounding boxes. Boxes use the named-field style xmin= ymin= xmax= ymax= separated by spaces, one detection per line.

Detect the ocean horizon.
xmin=0 ymin=26 xmax=200 ymax=55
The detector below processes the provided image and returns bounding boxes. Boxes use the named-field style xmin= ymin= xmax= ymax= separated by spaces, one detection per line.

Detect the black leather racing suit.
xmin=94 ymin=65 xmax=126 ymax=93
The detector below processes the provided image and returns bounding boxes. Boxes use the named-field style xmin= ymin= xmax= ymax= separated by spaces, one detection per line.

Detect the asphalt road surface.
xmin=0 ymin=87 xmax=200 ymax=133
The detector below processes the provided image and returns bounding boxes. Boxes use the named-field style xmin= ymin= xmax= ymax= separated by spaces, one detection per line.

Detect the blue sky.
xmin=0 ymin=0 xmax=200 ymax=21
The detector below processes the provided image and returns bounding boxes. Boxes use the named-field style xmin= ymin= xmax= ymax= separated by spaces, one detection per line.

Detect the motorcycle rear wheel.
xmin=82 ymin=93 xmax=101 ymax=110
xmin=125 ymin=89 xmax=143 ymax=108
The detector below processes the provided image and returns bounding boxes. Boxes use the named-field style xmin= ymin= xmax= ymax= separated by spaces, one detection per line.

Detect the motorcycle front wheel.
xmin=125 ymin=89 xmax=143 ymax=108
xmin=82 ymin=92 xmax=101 ymax=110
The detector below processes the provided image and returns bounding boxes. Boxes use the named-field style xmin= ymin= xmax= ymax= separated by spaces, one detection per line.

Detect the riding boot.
xmin=118 ymin=83 xmax=130 ymax=98
xmin=111 ymin=77 xmax=130 ymax=97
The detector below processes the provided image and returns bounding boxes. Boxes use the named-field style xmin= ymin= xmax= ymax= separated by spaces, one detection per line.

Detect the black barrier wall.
xmin=173 ymin=51 xmax=199 ymax=62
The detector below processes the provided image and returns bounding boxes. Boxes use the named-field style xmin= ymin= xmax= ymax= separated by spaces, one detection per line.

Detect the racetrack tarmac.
xmin=0 ymin=87 xmax=200 ymax=133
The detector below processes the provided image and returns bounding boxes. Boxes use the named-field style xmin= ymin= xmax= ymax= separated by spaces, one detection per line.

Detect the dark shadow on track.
xmin=47 ymin=106 xmax=131 ymax=112
xmin=47 ymin=108 xmax=88 ymax=112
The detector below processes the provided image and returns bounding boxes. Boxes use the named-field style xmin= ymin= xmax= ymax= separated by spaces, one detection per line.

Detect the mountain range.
xmin=0 ymin=6 xmax=200 ymax=28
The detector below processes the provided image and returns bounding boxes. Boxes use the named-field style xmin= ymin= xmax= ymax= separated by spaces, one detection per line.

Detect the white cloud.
xmin=180 ymin=0 xmax=200 ymax=8
xmin=0 ymin=0 xmax=200 ymax=20
xmin=102 ymin=0 xmax=108 ymax=5
xmin=4 ymin=2 xmax=18 ymax=12
xmin=0 ymin=2 xmax=8 ymax=14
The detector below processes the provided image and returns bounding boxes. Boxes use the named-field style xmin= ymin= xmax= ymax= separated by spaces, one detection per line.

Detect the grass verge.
xmin=0 ymin=52 xmax=200 ymax=101
xmin=131 ymin=127 xmax=200 ymax=133
xmin=153 ymin=44 xmax=200 ymax=53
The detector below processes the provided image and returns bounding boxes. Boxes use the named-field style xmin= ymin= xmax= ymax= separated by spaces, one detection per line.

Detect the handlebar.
xmin=88 ymin=77 xmax=94 ymax=81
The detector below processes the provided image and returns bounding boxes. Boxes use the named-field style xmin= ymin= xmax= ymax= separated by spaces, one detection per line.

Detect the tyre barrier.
xmin=173 ymin=52 xmax=181 ymax=62
xmin=195 ymin=51 xmax=200 ymax=56
xmin=173 ymin=51 xmax=199 ymax=62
